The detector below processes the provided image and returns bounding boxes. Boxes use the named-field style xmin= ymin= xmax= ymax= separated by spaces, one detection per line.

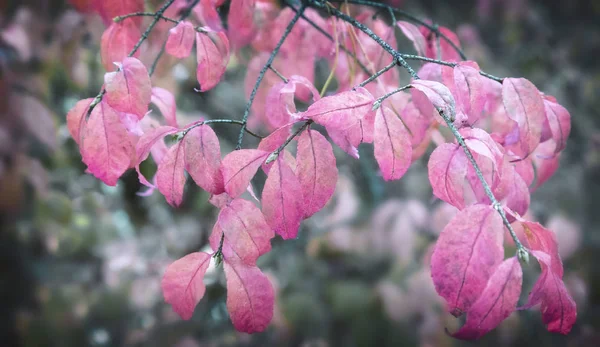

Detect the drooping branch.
xmin=235 ymin=3 xmax=308 ymax=150
xmin=321 ymin=3 xmax=527 ymax=259
xmin=182 ymin=119 xmax=265 ymax=139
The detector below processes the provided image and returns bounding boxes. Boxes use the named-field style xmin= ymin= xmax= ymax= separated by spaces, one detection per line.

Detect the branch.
xmin=181 ymin=119 xmax=264 ymax=139
xmin=323 ymin=3 xmax=527 ymax=259
xmin=235 ymin=3 xmax=307 ymax=150
xmin=114 ymin=12 xmax=180 ymax=25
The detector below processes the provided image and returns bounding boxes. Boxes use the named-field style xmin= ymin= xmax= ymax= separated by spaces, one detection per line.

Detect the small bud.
xmin=372 ymin=100 xmax=382 ymax=111
xmin=517 ymin=248 xmax=529 ymax=265
xmin=265 ymin=151 xmax=279 ymax=164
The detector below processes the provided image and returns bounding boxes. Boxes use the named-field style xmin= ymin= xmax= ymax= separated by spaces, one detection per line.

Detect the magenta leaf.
xmin=502 ymin=78 xmax=545 ymax=159
xmin=452 ymin=257 xmax=523 ymax=340
xmin=228 ymin=0 xmax=256 ymax=49
xmin=184 ymin=124 xmax=224 ymax=194
xmin=66 ymin=98 xmax=93 ymax=146
xmin=82 ymin=101 xmax=134 ymax=186
xmin=257 ymin=124 xmax=293 ymax=174
xmin=428 ymin=143 xmax=468 ymax=209
xmin=151 ymin=87 xmax=178 ymax=127
xmin=431 ymin=204 xmax=504 ymax=316
xmin=420 ymin=25 xmax=462 ymax=62
xmin=156 ymin=140 xmax=186 ymax=207
xmin=520 ymin=220 xmax=563 ymax=277
xmin=221 ymin=149 xmax=269 ymax=198
xmin=296 ymin=128 xmax=338 ymax=218
xmin=135 ymin=125 xmax=179 ymax=187
xmin=542 ymin=97 xmax=571 ymax=154
xmin=521 ymin=251 xmax=577 ymax=334
xmin=100 ymin=21 xmax=140 ymax=71
xmin=161 ymin=252 xmax=212 ymax=320
xmin=224 ymin=259 xmax=274 ymax=333
xmin=196 ymin=29 xmax=230 ymax=91
xmin=262 ymin=156 xmax=304 ymax=239
xmin=374 ymin=106 xmax=412 ymax=181
xmin=104 ymin=57 xmax=151 ymax=119
xmin=265 ymin=76 xmax=319 ymax=129
xmin=166 ymin=21 xmax=196 ymax=58
xmin=212 ymin=198 xmax=274 ymax=264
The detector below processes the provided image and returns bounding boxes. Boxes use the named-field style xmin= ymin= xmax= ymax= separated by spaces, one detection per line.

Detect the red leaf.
xmin=228 ymin=0 xmax=256 ymax=49
xmin=296 ymin=128 xmax=338 ymax=218
xmin=82 ymin=101 xmax=134 ymax=186
xmin=104 ymin=57 xmax=151 ymax=119
xmin=502 ymin=78 xmax=545 ymax=159
xmin=521 ymin=251 xmax=577 ymax=334
xmin=193 ymin=0 xmax=223 ymax=31
xmin=224 ymin=259 xmax=274 ymax=333
xmin=161 ymin=252 xmax=212 ymax=320
xmin=100 ymin=21 xmax=140 ymax=72
xmin=374 ymin=106 xmax=412 ymax=181
xmin=166 ymin=21 xmax=196 ymax=58
xmin=221 ymin=149 xmax=269 ymax=198
xmin=428 ymin=143 xmax=468 ymax=209
xmin=184 ymin=124 xmax=224 ymax=194
xmin=196 ymin=30 xmax=230 ymax=91
xmin=66 ymin=98 xmax=93 ymax=146
xmin=156 ymin=140 xmax=186 ymax=207
xmin=452 ymin=257 xmax=523 ymax=340
xmin=150 ymin=87 xmax=178 ymax=127
xmin=212 ymin=198 xmax=274 ymax=264
xmin=431 ymin=204 xmax=504 ymax=316
xmin=262 ymin=156 xmax=304 ymax=239
xmin=397 ymin=21 xmax=426 ymax=56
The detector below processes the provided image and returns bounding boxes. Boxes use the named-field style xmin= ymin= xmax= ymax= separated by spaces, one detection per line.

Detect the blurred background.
xmin=1 ymin=0 xmax=599 ymax=346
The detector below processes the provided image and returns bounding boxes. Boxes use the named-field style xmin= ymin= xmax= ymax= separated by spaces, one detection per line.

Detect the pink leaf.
xmin=411 ymin=80 xmax=457 ymax=123
xmin=166 ymin=21 xmax=196 ymax=58
xmin=296 ymin=128 xmax=338 ymax=218
xmin=452 ymin=257 xmax=523 ymax=340
xmin=100 ymin=21 xmax=140 ymax=72
xmin=156 ymin=140 xmax=186 ymax=207
xmin=257 ymin=124 xmax=293 ymax=174
xmin=82 ymin=101 xmax=134 ymax=186
xmin=431 ymin=204 xmax=504 ymax=316
xmin=224 ymin=259 xmax=274 ymax=333
xmin=221 ymin=149 xmax=269 ymax=198
xmin=521 ymin=251 xmax=577 ymax=334
xmin=397 ymin=21 xmax=426 ymax=56
xmin=228 ymin=0 xmax=256 ymax=49
xmin=196 ymin=30 xmax=230 ymax=91
xmin=161 ymin=252 xmax=212 ymax=320
xmin=502 ymin=78 xmax=545 ymax=159
xmin=532 ymin=141 xmax=560 ymax=189
xmin=135 ymin=125 xmax=179 ymax=187
xmin=184 ymin=124 xmax=224 ymax=194
xmin=542 ymin=98 xmax=571 ymax=154
xmin=520 ymin=220 xmax=563 ymax=277
xmin=265 ymin=76 xmax=319 ymax=130
xmin=420 ymin=25 xmax=462 ymax=62
xmin=262 ymin=156 xmax=304 ymax=239
xmin=194 ymin=0 xmax=223 ymax=31
xmin=302 ymin=87 xmax=374 ymax=133
xmin=428 ymin=143 xmax=468 ymax=209
xmin=66 ymin=98 xmax=93 ymax=146
xmin=104 ymin=57 xmax=151 ymax=119
xmin=453 ymin=63 xmax=484 ymax=125
xmin=150 ymin=87 xmax=178 ymax=127
xmin=95 ymin=0 xmax=144 ymax=27
xmin=212 ymin=198 xmax=274 ymax=264
xmin=374 ymin=106 xmax=412 ymax=181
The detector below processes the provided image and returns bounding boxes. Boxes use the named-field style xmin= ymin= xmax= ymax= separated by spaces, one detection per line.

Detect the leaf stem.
xmin=266 ymin=121 xmax=313 ymax=164
xmin=371 ymin=84 xmax=411 ymax=109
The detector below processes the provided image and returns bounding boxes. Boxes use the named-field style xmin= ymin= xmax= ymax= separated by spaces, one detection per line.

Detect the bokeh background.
xmin=1 ymin=0 xmax=599 ymax=346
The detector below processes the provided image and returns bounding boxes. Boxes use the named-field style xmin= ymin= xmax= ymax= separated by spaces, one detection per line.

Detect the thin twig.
xmin=356 ymin=59 xmax=397 ymax=88
xmin=114 ymin=12 xmax=180 ymax=25
xmin=372 ymin=84 xmax=411 ymax=108
xmin=324 ymin=2 xmax=526 ymax=258
xmin=181 ymin=119 xmax=264 ymax=138
xmin=269 ymin=65 xmax=289 ymax=83
xmin=235 ymin=3 xmax=307 ymax=150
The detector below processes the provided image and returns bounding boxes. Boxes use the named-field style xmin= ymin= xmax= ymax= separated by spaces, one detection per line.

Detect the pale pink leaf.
xmin=420 ymin=25 xmax=462 ymax=62
xmin=257 ymin=124 xmax=293 ymax=174
xmin=452 ymin=257 xmax=523 ymax=340
xmin=502 ymin=78 xmax=545 ymax=159
xmin=104 ymin=57 xmax=151 ymax=119
xmin=66 ymin=98 xmax=93 ymax=146
xmin=224 ymin=259 xmax=274 ymax=333
xmin=156 ymin=141 xmax=186 ymax=207
xmin=397 ymin=21 xmax=426 ymax=55
xmin=542 ymin=98 xmax=571 ymax=154
xmin=100 ymin=21 xmax=140 ymax=72
xmin=135 ymin=125 xmax=179 ymax=187
xmin=184 ymin=124 xmax=224 ymax=194
xmin=302 ymin=87 xmax=374 ymax=132
xmin=196 ymin=30 xmax=229 ymax=91
xmin=431 ymin=204 xmax=504 ymax=316
xmin=428 ymin=143 xmax=468 ymax=209
xmin=161 ymin=252 xmax=212 ymax=320
xmin=213 ymin=198 xmax=274 ymax=264
xmin=411 ymin=79 xmax=457 ymax=123
xmin=150 ymin=87 xmax=178 ymax=127
xmin=454 ymin=63 xmax=484 ymax=125
xmin=221 ymin=149 xmax=269 ymax=198
xmin=374 ymin=106 xmax=412 ymax=181
xmin=520 ymin=251 xmax=577 ymax=334
xmin=296 ymin=129 xmax=338 ymax=218
xmin=166 ymin=21 xmax=196 ymax=58
xmin=228 ymin=0 xmax=256 ymax=49
xmin=262 ymin=156 xmax=304 ymax=239
xmin=194 ymin=0 xmax=223 ymax=31
xmin=82 ymin=101 xmax=134 ymax=186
